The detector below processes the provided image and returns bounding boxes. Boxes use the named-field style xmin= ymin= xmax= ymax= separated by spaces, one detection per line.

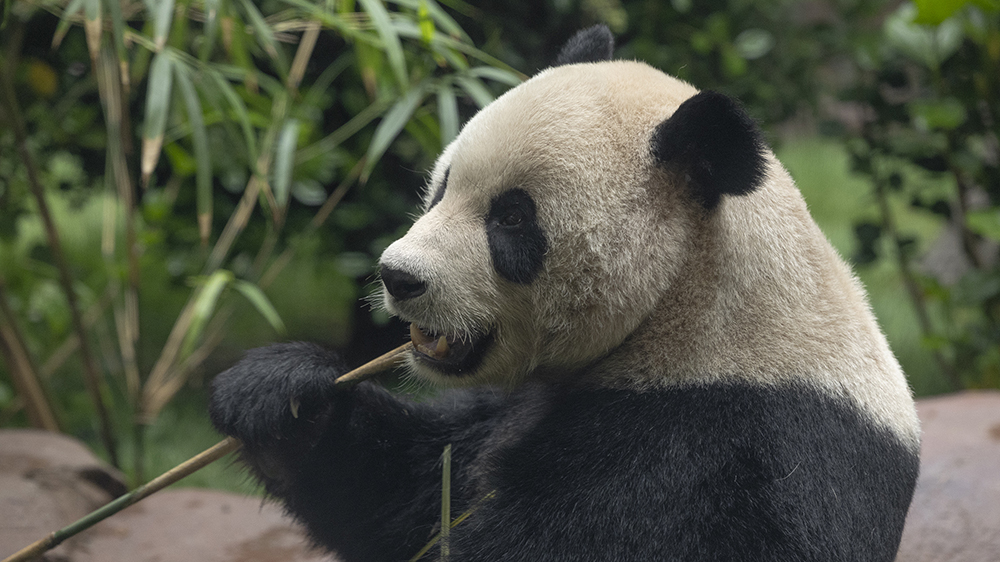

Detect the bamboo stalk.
xmin=0 ymin=279 xmax=60 ymax=432
xmin=408 ymin=490 xmax=497 ymax=562
xmin=440 ymin=444 xmax=452 ymax=561
xmin=1 ymin=342 xmax=411 ymax=562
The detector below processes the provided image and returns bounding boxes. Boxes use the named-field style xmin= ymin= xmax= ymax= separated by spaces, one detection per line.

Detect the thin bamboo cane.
xmin=1 ymin=342 xmax=412 ymax=562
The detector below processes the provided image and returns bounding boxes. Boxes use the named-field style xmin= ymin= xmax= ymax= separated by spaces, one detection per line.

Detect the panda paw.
xmin=209 ymin=342 xmax=347 ymax=453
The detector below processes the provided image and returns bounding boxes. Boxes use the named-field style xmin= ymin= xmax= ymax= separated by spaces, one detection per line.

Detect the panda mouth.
xmin=409 ymin=324 xmax=491 ymax=375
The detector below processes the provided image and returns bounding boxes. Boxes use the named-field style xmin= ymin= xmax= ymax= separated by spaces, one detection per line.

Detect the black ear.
xmin=652 ymin=91 xmax=768 ymax=209
xmin=553 ymin=25 xmax=614 ymax=67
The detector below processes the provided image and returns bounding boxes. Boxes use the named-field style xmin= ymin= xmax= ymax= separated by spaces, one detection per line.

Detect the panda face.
xmin=378 ymin=62 xmax=704 ymax=387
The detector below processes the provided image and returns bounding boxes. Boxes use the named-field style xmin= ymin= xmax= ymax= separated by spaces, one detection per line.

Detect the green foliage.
xmin=838 ymin=2 xmax=1000 ymax=389
xmin=617 ymin=0 xmax=893 ymax=128
xmin=0 ymin=0 xmax=520 ymax=481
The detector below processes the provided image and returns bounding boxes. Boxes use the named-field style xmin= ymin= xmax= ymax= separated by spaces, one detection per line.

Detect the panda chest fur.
xmin=454 ymin=380 xmax=918 ymax=561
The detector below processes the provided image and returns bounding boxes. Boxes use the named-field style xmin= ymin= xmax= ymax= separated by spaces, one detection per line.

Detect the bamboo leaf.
xmin=388 ymin=0 xmax=469 ymax=41
xmin=142 ymin=52 xmax=175 ymax=187
xmin=282 ymin=0 xmax=379 ymax=47
xmin=167 ymin=1 xmax=191 ymax=51
xmin=207 ymin=69 xmax=257 ymax=160
xmin=237 ymin=0 xmax=282 ymax=66
xmin=53 ymin=0 xmax=87 ymax=48
xmin=297 ymin=96 xmax=391 ymax=164
xmin=301 ymin=54 xmax=352 ymax=108
xmin=362 ymin=82 xmax=428 ymax=182
xmin=233 ymin=280 xmax=286 ymax=334
xmin=436 ymin=83 xmax=458 ymax=146
xmin=223 ymin=2 xmax=259 ymax=92
xmin=104 ymin=0 xmax=130 ymax=91
xmin=425 ymin=33 xmax=524 ymax=77
xmin=199 ymin=0 xmax=222 ymax=60
xmin=174 ymin=65 xmax=213 ymax=244
xmin=150 ymin=0 xmax=176 ymax=51
xmin=273 ymin=119 xmax=300 ymax=209
xmin=468 ymin=66 xmax=523 ymax=87
xmin=455 ymin=75 xmax=492 ymax=108
xmin=359 ymin=0 xmax=408 ymax=88
xmin=83 ymin=0 xmax=102 ymax=62
xmin=179 ymin=270 xmax=233 ymax=359
xmin=417 ymin=0 xmax=434 ymax=45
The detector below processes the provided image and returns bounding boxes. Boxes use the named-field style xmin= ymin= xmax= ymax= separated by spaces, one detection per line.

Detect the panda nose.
xmin=381 ymin=266 xmax=428 ymax=300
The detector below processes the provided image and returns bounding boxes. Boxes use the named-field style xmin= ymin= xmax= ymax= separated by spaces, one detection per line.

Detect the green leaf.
xmin=467 ymin=66 xmax=523 ymax=87
xmin=200 ymin=0 xmax=222 ymax=60
xmin=174 ymin=65 xmax=213 ymax=242
xmin=301 ymin=54 xmax=353 ymax=108
xmin=733 ymin=28 xmax=774 ymax=60
xmin=142 ymin=52 xmax=175 ymax=186
xmin=388 ymin=0 xmax=470 ymax=41
xmin=164 ymin=142 xmax=197 ymax=176
xmin=363 ymin=82 xmax=429 ymax=182
xmin=418 ymin=0 xmax=435 ymax=44
xmin=914 ymin=0 xmax=971 ymax=24
xmin=359 ymin=0 xmax=408 ymax=88
xmin=237 ymin=0 xmax=282 ymax=66
xmin=207 ymin=70 xmax=258 ymax=160
xmin=273 ymin=119 xmax=300 ymax=209
xmin=150 ymin=0 xmax=176 ymax=51
xmin=105 ymin=0 xmax=129 ymax=66
xmin=966 ymin=209 xmax=1000 ymax=241
xmin=455 ymin=75 xmax=493 ymax=108
xmin=83 ymin=0 xmax=102 ymax=62
xmin=884 ymin=4 xmax=964 ymax=68
xmin=909 ymin=98 xmax=967 ymax=131
xmin=297 ymin=97 xmax=392 ymax=164
xmin=53 ymin=0 xmax=87 ymax=48
xmin=437 ymin=83 xmax=458 ymax=147
xmin=233 ymin=280 xmax=286 ymax=334
xmin=180 ymin=270 xmax=234 ymax=358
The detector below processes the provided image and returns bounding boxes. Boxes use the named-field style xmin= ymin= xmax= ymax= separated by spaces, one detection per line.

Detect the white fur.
xmin=378 ymin=61 xmax=920 ymax=446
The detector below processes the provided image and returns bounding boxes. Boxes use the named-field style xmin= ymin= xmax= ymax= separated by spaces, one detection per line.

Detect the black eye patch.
xmin=428 ymin=167 xmax=449 ymax=210
xmin=486 ymin=189 xmax=547 ymax=284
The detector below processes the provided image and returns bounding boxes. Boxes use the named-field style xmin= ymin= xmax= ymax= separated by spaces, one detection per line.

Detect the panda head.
xmin=378 ymin=26 xmax=768 ymax=387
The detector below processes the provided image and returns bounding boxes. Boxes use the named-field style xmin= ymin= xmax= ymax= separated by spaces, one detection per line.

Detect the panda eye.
xmin=487 ymin=189 xmax=537 ymax=231
xmin=498 ymin=208 xmax=524 ymax=227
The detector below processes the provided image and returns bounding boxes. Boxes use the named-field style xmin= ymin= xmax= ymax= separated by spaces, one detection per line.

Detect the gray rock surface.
xmin=0 ymin=429 xmax=127 ymax=561
xmin=0 ymin=429 xmax=330 ymax=562
xmin=75 ymin=488 xmax=332 ymax=562
xmin=896 ymin=391 xmax=1000 ymax=562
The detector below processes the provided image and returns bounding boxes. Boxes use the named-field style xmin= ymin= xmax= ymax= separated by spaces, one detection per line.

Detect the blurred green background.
xmin=0 ymin=0 xmax=998 ymax=492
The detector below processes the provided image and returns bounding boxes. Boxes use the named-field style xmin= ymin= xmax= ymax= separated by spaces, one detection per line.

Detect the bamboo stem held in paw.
xmin=1 ymin=342 xmax=412 ymax=562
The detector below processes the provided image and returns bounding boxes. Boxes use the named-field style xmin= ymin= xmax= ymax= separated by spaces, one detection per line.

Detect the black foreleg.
xmin=209 ymin=342 xmax=501 ymax=562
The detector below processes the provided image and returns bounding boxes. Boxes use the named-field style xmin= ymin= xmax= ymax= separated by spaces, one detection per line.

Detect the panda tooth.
xmin=435 ymin=336 xmax=450 ymax=358
xmin=409 ymin=323 xmax=450 ymax=359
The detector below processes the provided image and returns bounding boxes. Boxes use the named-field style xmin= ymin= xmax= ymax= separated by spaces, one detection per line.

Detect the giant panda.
xmin=209 ymin=25 xmax=920 ymax=562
